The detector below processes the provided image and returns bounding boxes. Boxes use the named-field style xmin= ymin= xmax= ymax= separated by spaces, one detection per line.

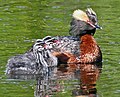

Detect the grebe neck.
xmin=78 ymin=34 xmax=102 ymax=63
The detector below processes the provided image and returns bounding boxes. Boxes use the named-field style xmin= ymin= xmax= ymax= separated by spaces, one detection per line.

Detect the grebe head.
xmin=69 ymin=8 xmax=101 ymax=36
xmin=86 ymin=8 xmax=102 ymax=29
xmin=43 ymin=36 xmax=60 ymax=49
xmin=33 ymin=40 xmax=45 ymax=51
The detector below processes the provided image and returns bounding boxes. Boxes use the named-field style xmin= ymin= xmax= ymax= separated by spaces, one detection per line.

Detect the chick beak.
xmin=44 ymin=44 xmax=48 ymax=49
xmin=95 ymin=24 xmax=102 ymax=29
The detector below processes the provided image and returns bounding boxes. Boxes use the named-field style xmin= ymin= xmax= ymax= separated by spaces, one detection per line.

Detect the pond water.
xmin=0 ymin=0 xmax=120 ymax=97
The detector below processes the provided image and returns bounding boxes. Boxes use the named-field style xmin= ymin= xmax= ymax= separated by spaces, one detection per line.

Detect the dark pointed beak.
xmin=95 ymin=24 xmax=102 ymax=29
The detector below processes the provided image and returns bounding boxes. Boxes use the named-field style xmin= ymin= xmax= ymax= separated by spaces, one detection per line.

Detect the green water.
xmin=0 ymin=0 xmax=120 ymax=97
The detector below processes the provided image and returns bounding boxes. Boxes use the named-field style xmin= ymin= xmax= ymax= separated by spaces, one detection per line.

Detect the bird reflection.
xmin=35 ymin=62 xmax=102 ymax=97
xmin=72 ymin=63 xmax=102 ymax=97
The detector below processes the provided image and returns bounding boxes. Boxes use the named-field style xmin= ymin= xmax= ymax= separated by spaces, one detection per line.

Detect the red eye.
xmin=87 ymin=20 xmax=95 ymax=28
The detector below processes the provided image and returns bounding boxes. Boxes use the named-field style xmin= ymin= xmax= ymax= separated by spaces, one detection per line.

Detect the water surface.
xmin=0 ymin=0 xmax=120 ymax=97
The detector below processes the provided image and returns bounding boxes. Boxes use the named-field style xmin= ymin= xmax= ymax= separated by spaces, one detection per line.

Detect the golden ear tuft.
xmin=72 ymin=9 xmax=89 ymax=22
